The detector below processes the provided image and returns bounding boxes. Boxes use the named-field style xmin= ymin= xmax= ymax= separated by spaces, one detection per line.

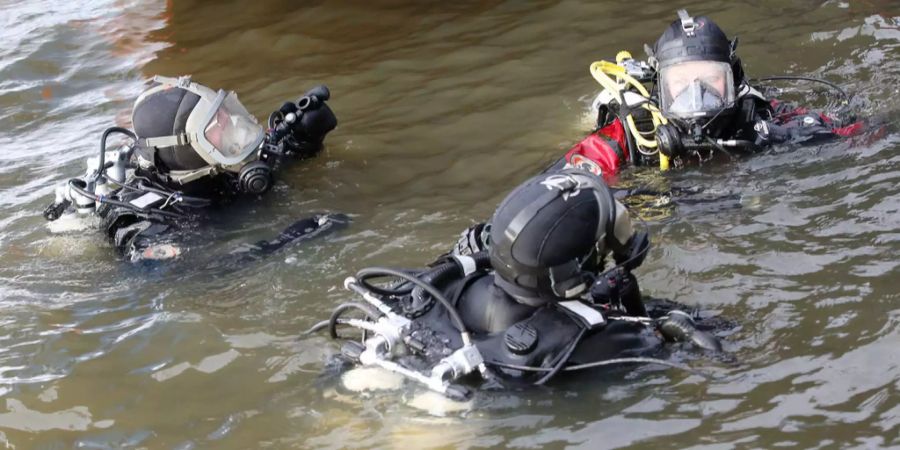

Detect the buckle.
xmin=677 ymin=9 xmax=696 ymax=37
xmin=151 ymin=74 xmax=193 ymax=88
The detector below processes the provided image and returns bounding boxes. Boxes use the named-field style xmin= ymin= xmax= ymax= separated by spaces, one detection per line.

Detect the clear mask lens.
xmin=203 ymin=93 xmax=262 ymax=158
xmin=669 ymin=80 xmax=725 ymax=115
xmin=660 ymin=61 xmax=734 ymax=118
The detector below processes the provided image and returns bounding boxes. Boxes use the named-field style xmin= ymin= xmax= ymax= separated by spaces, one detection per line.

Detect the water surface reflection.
xmin=0 ymin=1 xmax=897 ymax=448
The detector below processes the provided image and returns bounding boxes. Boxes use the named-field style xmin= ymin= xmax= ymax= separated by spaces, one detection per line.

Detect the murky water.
xmin=0 ymin=0 xmax=898 ymax=448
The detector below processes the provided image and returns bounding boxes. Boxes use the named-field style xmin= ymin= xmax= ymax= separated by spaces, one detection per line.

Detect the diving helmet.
xmin=488 ymin=170 xmax=635 ymax=305
xmin=653 ymin=10 xmax=742 ymax=133
xmin=132 ymin=75 xmax=270 ymax=194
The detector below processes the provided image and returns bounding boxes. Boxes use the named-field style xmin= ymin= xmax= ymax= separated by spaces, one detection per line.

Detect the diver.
xmin=561 ymin=9 xmax=864 ymax=180
xmin=322 ymin=170 xmax=722 ymax=399
xmin=42 ymin=75 xmax=342 ymax=262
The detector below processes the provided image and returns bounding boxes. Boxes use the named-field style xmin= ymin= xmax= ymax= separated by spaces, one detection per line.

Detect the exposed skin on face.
xmin=663 ymin=60 xmax=728 ymax=99
xmin=202 ymin=96 xmax=262 ymax=158
xmin=204 ymin=107 xmax=231 ymax=150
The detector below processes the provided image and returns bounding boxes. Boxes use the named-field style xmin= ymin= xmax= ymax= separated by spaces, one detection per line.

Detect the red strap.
xmin=833 ymin=121 xmax=864 ymax=137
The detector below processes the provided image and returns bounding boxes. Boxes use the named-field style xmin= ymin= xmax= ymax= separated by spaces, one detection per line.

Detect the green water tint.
xmin=0 ymin=0 xmax=898 ymax=448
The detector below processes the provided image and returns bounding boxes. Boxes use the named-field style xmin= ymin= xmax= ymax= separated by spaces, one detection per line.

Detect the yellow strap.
xmin=589 ymin=58 xmax=671 ymax=171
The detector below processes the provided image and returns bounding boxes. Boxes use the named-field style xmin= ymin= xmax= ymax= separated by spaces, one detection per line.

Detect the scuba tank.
xmin=42 ymin=126 xmax=210 ymax=228
xmin=318 ymin=254 xmax=723 ymax=401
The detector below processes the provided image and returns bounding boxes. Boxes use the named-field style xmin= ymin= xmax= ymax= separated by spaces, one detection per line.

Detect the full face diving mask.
xmin=133 ymin=75 xmax=272 ymax=195
xmin=659 ymin=60 xmax=735 ymax=120
xmin=650 ymin=10 xmax=749 ymax=159
xmin=654 ymin=61 xmax=737 ymax=159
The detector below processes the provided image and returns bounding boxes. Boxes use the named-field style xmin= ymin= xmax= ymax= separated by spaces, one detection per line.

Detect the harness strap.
xmin=164 ymin=166 xmax=218 ymax=184
xmin=140 ymin=133 xmax=189 ymax=148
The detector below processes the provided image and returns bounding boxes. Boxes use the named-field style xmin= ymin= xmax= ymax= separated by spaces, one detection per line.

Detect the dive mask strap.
xmin=151 ymin=75 xmax=220 ymax=106
xmin=165 ymin=166 xmax=218 ymax=185
xmin=152 ymin=75 xmax=193 ymax=89
xmin=730 ymin=36 xmax=739 ymax=59
xmin=549 ymin=261 xmax=589 ymax=298
xmin=502 ymin=188 xmax=563 ymax=244
xmin=557 ymin=169 xmax=616 ymax=245
xmin=141 ymin=133 xmax=189 ymax=149
xmin=644 ymin=43 xmax=658 ymax=70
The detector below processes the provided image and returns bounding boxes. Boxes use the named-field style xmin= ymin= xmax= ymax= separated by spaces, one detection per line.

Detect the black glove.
xmin=295 ymin=85 xmax=336 ymax=141
xmin=658 ymin=311 xmax=722 ymax=352
xmin=753 ymin=114 xmax=836 ymax=146
xmin=270 ymin=86 xmax=337 ymax=158
xmin=279 ymin=101 xmax=298 ymax=115
xmin=589 ymin=267 xmax=647 ymax=316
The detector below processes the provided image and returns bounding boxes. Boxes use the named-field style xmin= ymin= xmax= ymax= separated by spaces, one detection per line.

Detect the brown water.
xmin=1 ymin=1 xmax=899 ymax=448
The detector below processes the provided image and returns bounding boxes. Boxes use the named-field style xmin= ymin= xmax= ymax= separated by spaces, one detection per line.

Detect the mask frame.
xmin=137 ymin=76 xmax=265 ymax=174
xmin=659 ymin=61 xmax=735 ymax=119
xmin=191 ymin=89 xmax=265 ymax=167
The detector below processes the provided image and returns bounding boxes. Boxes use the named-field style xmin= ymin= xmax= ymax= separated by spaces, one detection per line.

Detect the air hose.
xmin=101 ymin=174 xmax=211 ymax=207
xmin=409 ymin=253 xmax=491 ymax=307
xmin=355 ymin=261 xmax=499 ymax=384
xmin=486 ymin=357 xmax=703 ymax=377
xmin=328 ymin=302 xmax=383 ymax=339
xmin=96 ymin=127 xmax=136 ymax=181
xmin=66 ymin=179 xmax=184 ymax=219
xmin=299 ymin=303 xmax=383 ymax=338
xmin=356 ymin=267 xmax=471 ymax=341
xmin=589 ymin=51 xmax=671 ymax=171
xmin=750 ymin=75 xmax=851 ymax=105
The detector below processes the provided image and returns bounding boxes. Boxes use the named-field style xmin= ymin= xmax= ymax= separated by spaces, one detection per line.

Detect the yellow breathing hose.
xmin=589 ymin=51 xmax=670 ymax=171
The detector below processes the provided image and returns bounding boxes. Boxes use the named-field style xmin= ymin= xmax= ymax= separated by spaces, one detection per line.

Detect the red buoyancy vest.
xmin=564 ymin=119 xmax=630 ymax=183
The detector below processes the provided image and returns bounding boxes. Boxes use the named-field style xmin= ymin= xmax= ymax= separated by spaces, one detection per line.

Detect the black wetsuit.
xmin=574 ymin=83 xmax=865 ymax=181
xmin=379 ymin=257 xmax=718 ymax=386
xmin=94 ymin=176 xmax=347 ymax=262
xmin=719 ymin=85 xmax=863 ymax=148
xmin=452 ymin=273 xmax=662 ymax=378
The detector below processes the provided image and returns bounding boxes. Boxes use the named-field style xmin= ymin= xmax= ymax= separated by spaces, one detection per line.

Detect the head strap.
xmin=164 ymin=166 xmax=218 ymax=184
xmin=140 ymin=133 xmax=189 ymax=148
xmin=497 ymin=170 xmax=617 ymax=299
xmin=152 ymin=75 xmax=193 ymax=89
